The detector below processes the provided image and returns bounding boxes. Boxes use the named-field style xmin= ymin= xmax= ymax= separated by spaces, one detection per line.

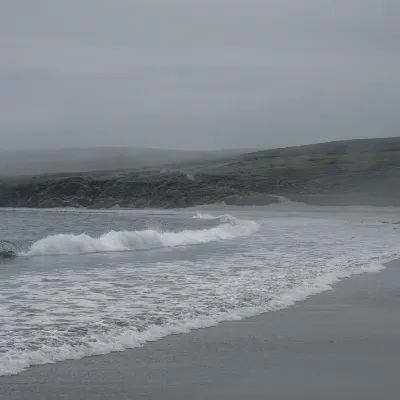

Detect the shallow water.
xmin=1 ymin=203 xmax=399 ymax=375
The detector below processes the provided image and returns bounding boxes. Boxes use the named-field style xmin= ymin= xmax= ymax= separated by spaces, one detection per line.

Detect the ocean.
xmin=1 ymin=202 xmax=400 ymax=376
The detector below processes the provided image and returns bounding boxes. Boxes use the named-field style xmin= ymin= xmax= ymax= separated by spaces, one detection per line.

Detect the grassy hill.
xmin=0 ymin=147 xmax=247 ymax=177
xmin=1 ymin=137 xmax=400 ymax=208
xmin=195 ymin=137 xmax=400 ymax=198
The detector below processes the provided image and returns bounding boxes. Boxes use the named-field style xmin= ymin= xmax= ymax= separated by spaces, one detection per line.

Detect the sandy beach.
xmin=2 ymin=259 xmax=399 ymax=400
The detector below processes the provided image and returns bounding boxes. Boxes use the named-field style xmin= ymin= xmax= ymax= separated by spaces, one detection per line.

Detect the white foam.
xmin=2 ymin=207 xmax=400 ymax=376
xmin=23 ymin=215 xmax=259 ymax=256
xmin=192 ymin=212 xmax=237 ymax=224
xmin=0 ymin=258 xmax=389 ymax=377
xmin=192 ymin=212 xmax=215 ymax=219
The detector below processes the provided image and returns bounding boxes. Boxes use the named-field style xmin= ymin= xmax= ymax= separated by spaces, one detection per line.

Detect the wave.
xmin=0 ymin=250 xmax=16 ymax=259
xmin=0 ymin=259 xmax=388 ymax=377
xmin=0 ymin=240 xmax=22 ymax=260
xmin=23 ymin=215 xmax=259 ymax=256
xmin=192 ymin=212 xmax=237 ymax=224
xmin=192 ymin=212 xmax=216 ymax=219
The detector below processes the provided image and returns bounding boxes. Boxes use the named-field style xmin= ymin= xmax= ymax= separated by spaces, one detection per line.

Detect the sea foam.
xmin=23 ymin=215 xmax=259 ymax=256
xmin=2 ymin=207 xmax=399 ymax=377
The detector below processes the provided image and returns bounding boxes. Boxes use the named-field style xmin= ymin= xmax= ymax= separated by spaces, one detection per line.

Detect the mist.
xmin=1 ymin=0 xmax=399 ymax=151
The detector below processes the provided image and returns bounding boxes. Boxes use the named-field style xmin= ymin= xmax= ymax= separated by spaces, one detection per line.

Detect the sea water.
xmin=1 ymin=203 xmax=399 ymax=375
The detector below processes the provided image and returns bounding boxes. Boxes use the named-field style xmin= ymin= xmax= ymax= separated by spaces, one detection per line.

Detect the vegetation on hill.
xmin=1 ymin=137 xmax=400 ymax=208
xmin=0 ymin=147 xmax=246 ymax=177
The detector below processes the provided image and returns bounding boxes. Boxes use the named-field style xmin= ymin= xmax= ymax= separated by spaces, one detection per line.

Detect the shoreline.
xmin=2 ymin=193 xmax=400 ymax=211
xmin=1 ymin=259 xmax=399 ymax=399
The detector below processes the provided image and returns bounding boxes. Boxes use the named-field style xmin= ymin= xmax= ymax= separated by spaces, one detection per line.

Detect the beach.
xmin=2 ymin=259 xmax=399 ymax=399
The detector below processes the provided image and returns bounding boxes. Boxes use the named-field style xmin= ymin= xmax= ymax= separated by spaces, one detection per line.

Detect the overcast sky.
xmin=1 ymin=0 xmax=399 ymax=151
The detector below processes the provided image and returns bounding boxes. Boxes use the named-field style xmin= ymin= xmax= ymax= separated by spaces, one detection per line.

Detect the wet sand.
xmin=2 ymin=260 xmax=400 ymax=400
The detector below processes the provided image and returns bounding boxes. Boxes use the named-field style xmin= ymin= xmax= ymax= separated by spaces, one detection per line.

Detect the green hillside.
xmin=1 ymin=137 xmax=400 ymax=208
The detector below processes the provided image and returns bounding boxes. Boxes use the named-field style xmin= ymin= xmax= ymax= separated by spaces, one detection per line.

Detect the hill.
xmin=0 ymin=147 xmax=248 ymax=177
xmin=195 ymin=137 xmax=400 ymax=204
xmin=1 ymin=137 xmax=400 ymax=208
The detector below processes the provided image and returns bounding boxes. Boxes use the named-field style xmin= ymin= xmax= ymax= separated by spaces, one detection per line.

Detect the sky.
xmin=0 ymin=0 xmax=399 ymax=151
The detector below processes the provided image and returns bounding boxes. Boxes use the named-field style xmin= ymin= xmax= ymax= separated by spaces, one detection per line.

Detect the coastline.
xmin=1 ymin=259 xmax=399 ymax=399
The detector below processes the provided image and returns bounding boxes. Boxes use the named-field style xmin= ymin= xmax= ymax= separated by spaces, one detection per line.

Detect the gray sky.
xmin=1 ymin=0 xmax=399 ymax=151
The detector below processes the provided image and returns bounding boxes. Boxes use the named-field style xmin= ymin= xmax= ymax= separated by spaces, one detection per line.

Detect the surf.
xmin=22 ymin=214 xmax=259 ymax=256
xmin=0 ymin=240 xmax=22 ymax=260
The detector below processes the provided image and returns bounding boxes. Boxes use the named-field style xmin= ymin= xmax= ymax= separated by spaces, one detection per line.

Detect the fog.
xmin=1 ymin=0 xmax=399 ymax=151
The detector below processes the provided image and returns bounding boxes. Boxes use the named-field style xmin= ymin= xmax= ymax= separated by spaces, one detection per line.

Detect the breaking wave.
xmin=192 ymin=212 xmax=217 ymax=219
xmin=192 ymin=212 xmax=237 ymax=224
xmin=0 ymin=240 xmax=22 ymax=260
xmin=23 ymin=215 xmax=259 ymax=256
xmin=1 ymin=206 xmax=400 ymax=376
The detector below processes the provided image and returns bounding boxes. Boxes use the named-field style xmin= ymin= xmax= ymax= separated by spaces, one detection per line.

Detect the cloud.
xmin=1 ymin=0 xmax=399 ymax=150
